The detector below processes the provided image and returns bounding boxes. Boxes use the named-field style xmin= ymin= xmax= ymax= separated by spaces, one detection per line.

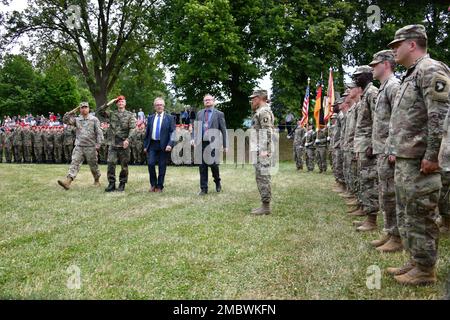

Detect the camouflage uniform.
xmin=303 ymin=129 xmax=316 ymax=172
xmin=63 ymin=112 xmax=103 ymax=180
xmin=439 ymin=100 xmax=450 ymax=219
xmin=332 ymin=111 xmax=345 ymax=184
xmin=293 ymin=126 xmax=305 ymax=170
xmin=251 ymin=102 xmax=274 ymax=204
xmin=342 ymin=102 xmax=359 ymax=195
xmin=43 ymin=130 xmax=54 ymax=163
xmin=4 ymin=130 xmax=13 ymax=163
xmin=22 ymin=128 xmax=32 ymax=163
xmin=32 ymin=129 xmax=44 ymax=163
xmin=12 ymin=128 xmax=23 ymax=163
xmin=354 ymin=81 xmax=379 ymax=216
xmin=54 ymin=129 xmax=64 ymax=163
xmin=63 ymin=125 xmax=75 ymax=164
xmin=373 ymin=73 xmax=400 ymax=235
xmin=98 ymin=126 xmax=108 ymax=164
xmin=388 ymin=54 xmax=450 ymax=268
xmin=314 ymin=127 xmax=328 ymax=173
xmin=0 ymin=130 xmax=4 ymax=162
xmin=96 ymin=103 xmax=136 ymax=184
xmin=136 ymin=128 xmax=145 ymax=165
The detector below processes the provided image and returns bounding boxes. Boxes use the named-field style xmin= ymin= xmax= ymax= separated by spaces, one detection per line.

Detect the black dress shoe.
xmin=198 ymin=190 xmax=207 ymax=196
xmin=216 ymin=183 xmax=222 ymax=192
xmin=117 ymin=182 xmax=126 ymax=192
xmin=105 ymin=182 xmax=116 ymax=192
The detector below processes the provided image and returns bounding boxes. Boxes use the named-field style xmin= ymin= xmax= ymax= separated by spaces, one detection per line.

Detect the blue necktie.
xmin=155 ymin=114 xmax=161 ymax=140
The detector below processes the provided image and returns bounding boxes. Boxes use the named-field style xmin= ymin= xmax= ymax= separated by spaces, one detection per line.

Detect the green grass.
xmin=0 ymin=162 xmax=449 ymax=299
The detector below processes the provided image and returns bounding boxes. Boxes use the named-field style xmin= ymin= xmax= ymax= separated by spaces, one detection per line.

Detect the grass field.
xmin=0 ymin=162 xmax=449 ymax=299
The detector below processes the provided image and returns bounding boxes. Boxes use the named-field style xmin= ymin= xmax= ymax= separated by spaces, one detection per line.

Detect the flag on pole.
xmin=324 ymin=67 xmax=334 ymax=122
xmin=300 ymin=78 xmax=310 ymax=127
xmin=313 ymin=81 xmax=322 ymax=130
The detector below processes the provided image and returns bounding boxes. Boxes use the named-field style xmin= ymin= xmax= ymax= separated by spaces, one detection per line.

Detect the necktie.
xmin=155 ymin=114 xmax=161 ymax=140
xmin=204 ymin=109 xmax=210 ymax=132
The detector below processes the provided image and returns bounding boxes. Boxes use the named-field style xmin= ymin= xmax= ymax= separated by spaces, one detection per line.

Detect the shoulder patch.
xmin=431 ymin=73 xmax=450 ymax=102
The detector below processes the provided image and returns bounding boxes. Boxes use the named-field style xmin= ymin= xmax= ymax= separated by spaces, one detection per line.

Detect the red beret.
xmin=116 ymin=95 xmax=126 ymax=102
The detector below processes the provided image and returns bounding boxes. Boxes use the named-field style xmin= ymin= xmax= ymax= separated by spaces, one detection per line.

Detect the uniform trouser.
xmin=438 ymin=171 xmax=450 ymax=217
xmin=132 ymin=146 xmax=140 ymax=164
xmin=344 ymin=151 xmax=358 ymax=195
xmin=395 ymin=158 xmax=440 ymax=268
xmin=34 ymin=146 xmax=43 ymax=163
xmin=377 ymin=154 xmax=398 ymax=236
xmin=357 ymin=152 xmax=379 ymax=215
xmin=333 ymin=148 xmax=344 ymax=184
xmin=107 ymin=146 xmax=131 ymax=184
xmin=23 ymin=145 xmax=32 ymax=163
xmin=98 ymin=145 xmax=107 ymax=163
xmin=64 ymin=144 xmax=74 ymax=163
xmin=0 ymin=147 xmax=3 ymax=162
xmin=13 ymin=145 xmax=22 ymax=163
xmin=305 ymin=148 xmax=315 ymax=171
xmin=54 ymin=147 xmax=63 ymax=163
xmin=254 ymin=159 xmax=271 ymax=203
xmin=5 ymin=147 xmax=12 ymax=162
xmin=315 ymin=146 xmax=327 ymax=172
xmin=293 ymin=146 xmax=304 ymax=169
xmin=328 ymin=146 xmax=333 ymax=168
xmin=67 ymin=145 xmax=100 ymax=180
xmin=46 ymin=146 xmax=54 ymax=162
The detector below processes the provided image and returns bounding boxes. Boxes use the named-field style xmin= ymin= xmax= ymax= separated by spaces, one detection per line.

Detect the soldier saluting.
xmin=96 ymin=95 xmax=136 ymax=192
xmin=57 ymin=102 xmax=103 ymax=190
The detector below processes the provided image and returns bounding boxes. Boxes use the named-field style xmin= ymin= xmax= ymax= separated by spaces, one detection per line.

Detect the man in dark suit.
xmin=191 ymin=94 xmax=228 ymax=195
xmin=144 ymin=97 xmax=175 ymax=192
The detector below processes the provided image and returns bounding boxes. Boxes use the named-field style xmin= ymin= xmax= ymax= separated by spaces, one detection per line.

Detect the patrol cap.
xmin=388 ymin=24 xmax=427 ymax=48
xmin=346 ymin=82 xmax=357 ymax=89
xmin=249 ymin=89 xmax=268 ymax=99
xmin=369 ymin=50 xmax=395 ymax=66
xmin=353 ymin=65 xmax=373 ymax=76
xmin=79 ymin=101 xmax=89 ymax=108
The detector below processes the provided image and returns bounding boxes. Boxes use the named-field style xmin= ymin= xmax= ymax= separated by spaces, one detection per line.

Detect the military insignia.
xmin=435 ymin=80 xmax=446 ymax=92
xmin=263 ymin=117 xmax=269 ymax=123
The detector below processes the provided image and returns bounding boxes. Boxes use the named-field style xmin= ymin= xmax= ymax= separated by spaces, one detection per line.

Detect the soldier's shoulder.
xmin=417 ymin=57 xmax=450 ymax=91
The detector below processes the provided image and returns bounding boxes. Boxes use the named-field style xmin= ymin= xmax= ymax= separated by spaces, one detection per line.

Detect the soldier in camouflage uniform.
xmin=58 ymin=102 xmax=103 ymax=190
xmin=136 ymin=123 xmax=145 ymax=165
xmin=249 ymin=89 xmax=274 ymax=215
xmin=314 ymin=126 xmax=328 ymax=173
xmin=352 ymin=65 xmax=379 ymax=232
xmin=98 ymin=122 xmax=109 ymax=164
xmin=4 ymin=128 xmax=13 ymax=163
xmin=43 ymin=126 xmax=54 ymax=163
xmin=12 ymin=126 xmax=23 ymax=163
xmin=369 ymin=50 xmax=402 ymax=251
xmin=63 ymin=124 xmax=76 ymax=164
xmin=386 ymin=25 xmax=450 ymax=285
xmin=438 ymin=92 xmax=450 ymax=235
xmin=21 ymin=124 xmax=33 ymax=163
xmin=96 ymin=95 xmax=136 ymax=192
xmin=289 ymin=122 xmax=306 ymax=170
xmin=32 ymin=126 xmax=44 ymax=163
xmin=0 ymin=128 xmax=4 ymax=163
xmin=303 ymin=124 xmax=316 ymax=172
xmin=53 ymin=126 xmax=64 ymax=164
xmin=331 ymin=98 xmax=345 ymax=192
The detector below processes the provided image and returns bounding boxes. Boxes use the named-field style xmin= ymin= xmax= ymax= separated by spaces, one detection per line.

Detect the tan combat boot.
xmin=386 ymin=260 xmax=415 ymax=276
xmin=58 ymin=177 xmax=73 ymax=190
xmin=376 ymin=235 xmax=403 ymax=253
xmin=356 ymin=215 xmax=377 ymax=232
xmin=394 ymin=265 xmax=437 ymax=286
xmin=440 ymin=216 xmax=450 ymax=235
xmin=353 ymin=220 xmax=364 ymax=227
xmin=348 ymin=207 xmax=365 ymax=216
xmin=346 ymin=198 xmax=358 ymax=206
xmin=370 ymin=234 xmax=391 ymax=247
xmin=93 ymin=177 xmax=101 ymax=187
xmin=251 ymin=202 xmax=271 ymax=215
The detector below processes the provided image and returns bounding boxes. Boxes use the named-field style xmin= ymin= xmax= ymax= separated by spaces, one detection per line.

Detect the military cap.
xmin=388 ymin=24 xmax=427 ymax=48
xmin=353 ymin=65 xmax=373 ymax=76
xmin=369 ymin=50 xmax=395 ymax=66
xmin=249 ymin=89 xmax=268 ymax=99
xmin=79 ymin=101 xmax=89 ymax=108
xmin=346 ymin=82 xmax=357 ymax=89
xmin=116 ymin=95 xmax=126 ymax=102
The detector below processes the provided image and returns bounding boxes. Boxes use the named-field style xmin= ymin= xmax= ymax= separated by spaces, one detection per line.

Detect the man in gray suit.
xmin=191 ymin=94 xmax=228 ymax=195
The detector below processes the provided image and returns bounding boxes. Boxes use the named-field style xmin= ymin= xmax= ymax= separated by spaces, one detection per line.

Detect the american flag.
xmin=300 ymin=84 xmax=310 ymax=127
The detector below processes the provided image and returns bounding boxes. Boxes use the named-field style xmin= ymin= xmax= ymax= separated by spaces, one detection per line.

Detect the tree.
xmin=1 ymin=0 xmax=162 ymax=108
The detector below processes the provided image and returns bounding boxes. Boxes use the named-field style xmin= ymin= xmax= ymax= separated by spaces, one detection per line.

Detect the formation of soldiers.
xmin=325 ymin=25 xmax=449 ymax=286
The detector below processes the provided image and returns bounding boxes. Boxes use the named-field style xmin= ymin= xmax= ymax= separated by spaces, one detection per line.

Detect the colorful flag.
xmin=313 ymin=82 xmax=322 ymax=130
xmin=300 ymin=80 xmax=310 ymax=127
xmin=324 ymin=68 xmax=334 ymax=123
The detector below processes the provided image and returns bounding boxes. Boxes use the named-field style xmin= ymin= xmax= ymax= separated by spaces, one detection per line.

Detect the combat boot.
xmin=93 ymin=177 xmax=101 ymax=187
xmin=348 ymin=207 xmax=365 ymax=216
xmin=57 ymin=177 xmax=73 ymax=190
xmin=251 ymin=202 xmax=271 ymax=215
xmin=352 ymin=220 xmax=364 ymax=227
xmin=386 ymin=260 xmax=415 ymax=276
xmin=347 ymin=205 xmax=360 ymax=213
xmin=394 ymin=265 xmax=437 ymax=286
xmin=356 ymin=215 xmax=377 ymax=232
xmin=440 ymin=216 xmax=450 ymax=234
xmin=117 ymin=182 xmax=126 ymax=192
xmin=105 ymin=182 xmax=116 ymax=192
xmin=341 ymin=192 xmax=354 ymax=199
xmin=370 ymin=234 xmax=391 ymax=247
xmin=346 ymin=198 xmax=358 ymax=206
xmin=376 ymin=235 xmax=403 ymax=253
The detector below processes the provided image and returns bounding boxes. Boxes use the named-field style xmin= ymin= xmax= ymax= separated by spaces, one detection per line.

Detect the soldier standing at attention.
xmin=21 ymin=124 xmax=33 ymax=163
xmin=386 ymin=25 xmax=450 ymax=285
xmin=63 ymin=124 xmax=76 ymax=164
xmin=32 ymin=126 xmax=44 ymax=163
xmin=249 ymin=89 xmax=275 ymax=215
xmin=96 ymin=95 xmax=136 ymax=192
xmin=12 ymin=125 xmax=23 ymax=163
xmin=0 ymin=127 xmax=4 ymax=163
xmin=368 ymin=50 xmax=402 ymax=252
xmin=303 ymin=124 xmax=316 ymax=172
xmin=43 ymin=126 xmax=54 ymax=163
xmin=314 ymin=125 xmax=328 ymax=173
xmin=58 ymin=102 xmax=103 ymax=190
xmin=54 ymin=126 xmax=64 ymax=164
xmin=4 ymin=128 xmax=13 ymax=163
xmin=289 ymin=121 xmax=306 ymax=170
